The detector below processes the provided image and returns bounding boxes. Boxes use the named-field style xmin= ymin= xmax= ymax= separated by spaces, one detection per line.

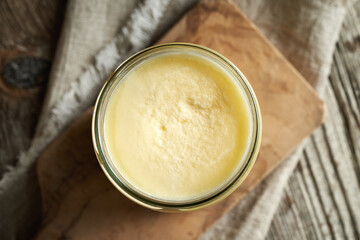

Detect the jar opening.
xmin=92 ymin=43 xmax=262 ymax=211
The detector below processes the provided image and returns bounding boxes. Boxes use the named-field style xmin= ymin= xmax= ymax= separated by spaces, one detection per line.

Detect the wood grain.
xmin=0 ymin=1 xmax=65 ymax=239
xmin=0 ymin=0 xmax=65 ymax=176
xmin=267 ymin=1 xmax=360 ymax=239
xmin=35 ymin=1 xmax=325 ymax=239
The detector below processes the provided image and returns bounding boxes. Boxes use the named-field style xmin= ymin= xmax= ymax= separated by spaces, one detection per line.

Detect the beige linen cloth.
xmin=0 ymin=0 xmax=355 ymax=239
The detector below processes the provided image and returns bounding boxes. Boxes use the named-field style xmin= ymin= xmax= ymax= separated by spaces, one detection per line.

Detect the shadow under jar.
xmin=92 ymin=43 xmax=262 ymax=212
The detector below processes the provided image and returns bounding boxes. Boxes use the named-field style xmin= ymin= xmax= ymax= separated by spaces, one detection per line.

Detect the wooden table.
xmin=0 ymin=1 xmax=359 ymax=239
xmin=267 ymin=2 xmax=360 ymax=239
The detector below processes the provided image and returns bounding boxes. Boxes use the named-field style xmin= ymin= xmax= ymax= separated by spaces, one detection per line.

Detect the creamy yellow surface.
xmin=104 ymin=53 xmax=251 ymax=201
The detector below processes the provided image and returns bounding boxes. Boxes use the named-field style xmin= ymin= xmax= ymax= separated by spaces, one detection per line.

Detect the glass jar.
xmin=92 ymin=43 xmax=262 ymax=212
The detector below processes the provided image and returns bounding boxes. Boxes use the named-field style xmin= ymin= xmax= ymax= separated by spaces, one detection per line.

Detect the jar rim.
xmin=92 ymin=43 xmax=262 ymax=212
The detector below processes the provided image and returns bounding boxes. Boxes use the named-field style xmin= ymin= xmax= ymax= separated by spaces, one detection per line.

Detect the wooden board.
xmin=35 ymin=1 xmax=326 ymax=239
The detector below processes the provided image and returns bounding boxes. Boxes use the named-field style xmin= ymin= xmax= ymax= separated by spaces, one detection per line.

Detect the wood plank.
xmin=267 ymin=1 xmax=360 ymax=238
xmin=0 ymin=1 xmax=65 ymax=239
xmin=0 ymin=0 xmax=65 ymax=174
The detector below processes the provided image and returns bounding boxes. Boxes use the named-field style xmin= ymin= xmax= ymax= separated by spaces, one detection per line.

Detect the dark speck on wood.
xmin=2 ymin=57 xmax=51 ymax=88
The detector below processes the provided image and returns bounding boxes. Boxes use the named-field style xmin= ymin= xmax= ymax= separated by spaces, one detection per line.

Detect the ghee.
xmin=103 ymin=52 xmax=252 ymax=201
